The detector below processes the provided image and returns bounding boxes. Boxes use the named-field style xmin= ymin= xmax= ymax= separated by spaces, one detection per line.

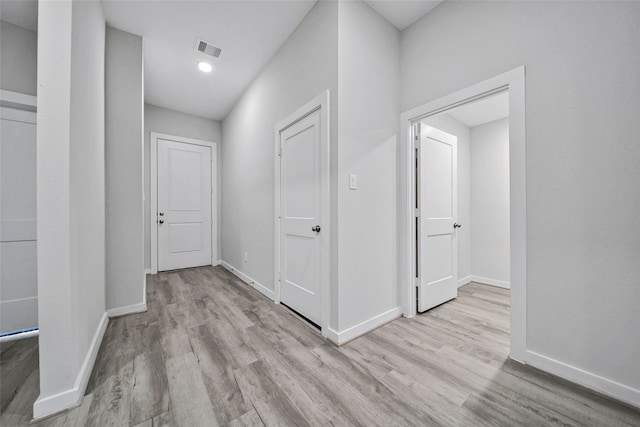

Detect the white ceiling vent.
xmin=196 ymin=39 xmax=223 ymax=59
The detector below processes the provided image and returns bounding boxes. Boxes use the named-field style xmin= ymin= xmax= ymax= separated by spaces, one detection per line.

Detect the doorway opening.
xmin=274 ymin=91 xmax=331 ymax=337
xmin=416 ymin=90 xmax=510 ymax=310
xmin=150 ymin=133 xmax=218 ymax=273
xmin=400 ymin=67 xmax=526 ymax=362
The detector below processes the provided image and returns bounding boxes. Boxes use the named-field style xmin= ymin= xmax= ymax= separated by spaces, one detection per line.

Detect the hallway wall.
xmin=221 ymin=1 xmax=339 ymax=312
xmin=470 ymin=118 xmax=510 ymax=286
xmin=105 ymin=27 xmax=145 ymax=313
xmin=336 ymin=0 xmax=400 ymax=333
xmin=35 ymin=0 xmax=107 ymax=418
xmin=401 ymin=0 xmax=640 ymax=403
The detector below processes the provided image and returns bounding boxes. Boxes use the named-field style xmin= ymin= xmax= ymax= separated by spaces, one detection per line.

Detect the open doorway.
xmin=416 ymin=90 xmax=510 ymax=313
xmin=400 ymin=67 xmax=526 ymax=362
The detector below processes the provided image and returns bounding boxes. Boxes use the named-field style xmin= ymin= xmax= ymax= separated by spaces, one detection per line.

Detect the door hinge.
xmin=415 ymin=277 xmax=420 ymax=287
xmin=415 ymin=208 xmax=420 ymax=218
xmin=278 ymin=146 xmax=282 ymax=157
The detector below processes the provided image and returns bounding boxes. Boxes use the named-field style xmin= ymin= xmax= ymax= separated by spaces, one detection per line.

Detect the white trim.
xmin=526 ymin=350 xmax=640 ymax=409
xmin=144 ymin=268 xmax=152 ymax=275
xmin=33 ymin=312 xmax=109 ymax=419
xmin=470 ymin=275 xmax=510 ymax=289
xmin=220 ymin=261 xmax=275 ymax=300
xmin=0 ymin=106 xmax=37 ymax=123
xmin=457 ymin=275 xmax=472 ymax=288
xmin=107 ymin=302 xmax=147 ymax=318
xmin=325 ymin=307 xmax=402 ymax=346
xmin=400 ymin=66 xmax=527 ymax=362
xmin=273 ymin=91 xmax=331 ymax=336
xmin=150 ymin=132 xmax=218 ymax=274
xmin=215 ymin=259 xmax=221 ymax=266
xmin=0 ymin=329 xmax=39 ymax=344
xmin=0 ymin=89 xmax=37 ymax=111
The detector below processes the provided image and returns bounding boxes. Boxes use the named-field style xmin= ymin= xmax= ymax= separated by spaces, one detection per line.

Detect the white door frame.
xmin=150 ymin=132 xmax=218 ymax=274
xmin=400 ymin=67 xmax=527 ymax=362
xmin=274 ymin=91 xmax=330 ymax=336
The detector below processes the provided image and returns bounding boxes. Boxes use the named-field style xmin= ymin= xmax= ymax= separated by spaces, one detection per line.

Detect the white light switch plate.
xmin=349 ymin=173 xmax=357 ymax=190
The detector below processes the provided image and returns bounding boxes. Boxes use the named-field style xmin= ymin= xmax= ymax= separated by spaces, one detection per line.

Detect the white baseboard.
xmin=33 ymin=312 xmax=109 ymax=419
xmin=325 ymin=307 xmax=402 ymax=346
xmin=107 ymin=302 xmax=147 ymax=318
xmin=216 ymin=259 xmax=222 ymax=266
xmin=525 ymin=350 xmax=640 ymax=409
xmin=144 ymin=268 xmax=152 ymax=275
xmin=220 ymin=261 xmax=275 ymax=300
xmin=457 ymin=275 xmax=473 ymax=288
xmin=469 ymin=275 xmax=510 ymax=289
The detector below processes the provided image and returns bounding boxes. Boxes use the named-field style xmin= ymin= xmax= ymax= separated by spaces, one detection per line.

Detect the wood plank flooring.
xmin=1 ymin=266 xmax=639 ymax=426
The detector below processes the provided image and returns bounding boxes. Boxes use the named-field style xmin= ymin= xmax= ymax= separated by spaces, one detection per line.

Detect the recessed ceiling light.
xmin=198 ymin=61 xmax=213 ymax=73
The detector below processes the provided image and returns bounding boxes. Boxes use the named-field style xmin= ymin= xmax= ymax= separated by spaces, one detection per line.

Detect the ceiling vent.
xmin=196 ymin=39 xmax=223 ymax=59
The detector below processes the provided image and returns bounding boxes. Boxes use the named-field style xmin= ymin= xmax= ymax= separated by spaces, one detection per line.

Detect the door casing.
xmin=150 ymin=132 xmax=218 ymax=274
xmin=274 ymin=91 xmax=330 ymax=336
xmin=399 ymin=67 xmax=527 ymax=362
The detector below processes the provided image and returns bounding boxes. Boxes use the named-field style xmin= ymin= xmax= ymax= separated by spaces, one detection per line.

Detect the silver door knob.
xmin=159 ymin=220 xmax=164 ymax=224
xmin=453 ymin=223 xmax=461 ymax=229
xmin=312 ymin=225 xmax=321 ymax=232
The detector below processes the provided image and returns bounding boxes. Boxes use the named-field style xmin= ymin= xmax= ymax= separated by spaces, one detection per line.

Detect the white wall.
xmin=471 ymin=118 xmax=510 ymax=286
xmin=421 ymin=114 xmax=471 ymax=284
xmin=221 ymin=1 xmax=338 ymax=311
xmin=0 ymin=21 xmax=37 ymax=95
xmin=336 ymin=0 xmax=400 ymax=331
xmin=144 ymin=104 xmax=222 ymax=269
xmin=35 ymin=0 xmax=106 ymax=417
xmin=105 ymin=27 xmax=145 ymax=312
xmin=402 ymin=1 xmax=640 ymax=399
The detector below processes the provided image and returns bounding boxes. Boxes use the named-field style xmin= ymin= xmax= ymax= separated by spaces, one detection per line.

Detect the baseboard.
xmin=525 ymin=350 xmax=640 ymax=409
xmin=216 ymin=259 xmax=222 ymax=266
xmin=144 ymin=268 xmax=152 ymax=275
xmin=470 ymin=275 xmax=510 ymax=289
xmin=325 ymin=307 xmax=402 ymax=346
xmin=457 ymin=275 xmax=473 ymax=288
xmin=220 ymin=261 xmax=275 ymax=300
xmin=107 ymin=302 xmax=147 ymax=318
xmin=33 ymin=312 xmax=109 ymax=419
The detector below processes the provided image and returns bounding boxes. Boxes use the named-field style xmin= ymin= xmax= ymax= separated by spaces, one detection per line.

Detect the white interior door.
xmin=0 ymin=107 xmax=38 ymax=333
xmin=157 ymin=138 xmax=212 ymax=271
xmin=417 ymin=123 xmax=458 ymax=312
xmin=280 ymin=110 xmax=322 ymax=325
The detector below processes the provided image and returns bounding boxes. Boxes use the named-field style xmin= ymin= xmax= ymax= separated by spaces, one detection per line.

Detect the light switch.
xmin=349 ymin=173 xmax=357 ymax=190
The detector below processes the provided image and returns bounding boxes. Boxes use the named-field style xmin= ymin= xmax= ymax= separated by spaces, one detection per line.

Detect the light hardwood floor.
xmin=1 ymin=266 xmax=639 ymax=426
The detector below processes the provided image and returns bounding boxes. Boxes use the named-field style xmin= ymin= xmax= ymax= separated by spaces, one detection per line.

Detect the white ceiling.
xmin=0 ymin=0 xmax=38 ymax=32
xmin=2 ymin=1 xmax=448 ymax=121
xmin=447 ymin=91 xmax=509 ymax=128
xmin=102 ymin=0 xmax=317 ymax=120
xmin=365 ymin=0 xmax=443 ymax=30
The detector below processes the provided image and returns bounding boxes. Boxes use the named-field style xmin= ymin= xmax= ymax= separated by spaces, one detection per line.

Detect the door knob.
xmin=453 ymin=223 xmax=461 ymax=229
xmin=159 ymin=220 xmax=164 ymax=225
xmin=312 ymin=225 xmax=321 ymax=232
